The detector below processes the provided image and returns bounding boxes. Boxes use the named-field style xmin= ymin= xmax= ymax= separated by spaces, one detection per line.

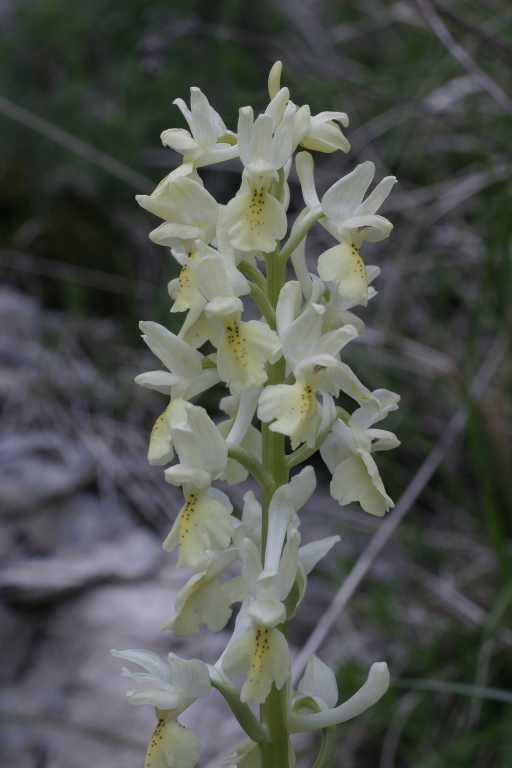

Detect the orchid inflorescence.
xmin=112 ymin=61 xmax=399 ymax=768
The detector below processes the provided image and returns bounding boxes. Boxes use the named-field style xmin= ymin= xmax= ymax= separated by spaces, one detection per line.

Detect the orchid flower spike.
xmin=125 ymin=60 xmax=402 ymax=768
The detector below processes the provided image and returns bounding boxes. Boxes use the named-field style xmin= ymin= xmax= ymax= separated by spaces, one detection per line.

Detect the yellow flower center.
xmin=179 ymin=491 xmax=198 ymax=547
xmin=246 ymin=185 xmax=268 ymax=234
xmin=225 ymin=320 xmax=249 ymax=371
xmin=248 ymin=627 xmax=271 ymax=685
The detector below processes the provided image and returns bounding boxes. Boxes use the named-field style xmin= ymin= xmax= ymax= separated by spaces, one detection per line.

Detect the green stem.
xmin=260 ymin=681 xmax=290 ymax=768
xmin=239 ymin=260 xmax=268 ymax=292
xmin=291 ymin=699 xmax=337 ymax=768
xmin=260 ymin=247 xmax=290 ymax=768
xmin=208 ymin=666 xmax=271 ymax=745
xmin=227 ymin=445 xmax=275 ymax=497
xmin=312 ymin=726 xmax=338 ymax=768
xmin=279 ymin=205 xmax=323 ymax=263
xmin=248 ymin=282 xmax=277 ymax=328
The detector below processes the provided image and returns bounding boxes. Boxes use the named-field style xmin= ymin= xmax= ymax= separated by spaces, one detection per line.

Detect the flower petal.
xmin=330 ymin=453 xmax=393 ymax=516
xmin=222 ymin=625 xmax=290 ymax=704
xmin=297 ymin=654 xmax=339 ymax=710
xmin=321 ymin=162 xmax=375 ymax=221
xmin=298 ymin=535 xmax=341 ymax=575
xmin=163 ymin=570 xmax=233 ymax=636
xmin=258 ymin=383 xmax=318 ymax=450
xmin=111 ymin=648 xmax=173 ymax=683
xmin=163 ymin=488 xmax=234 ymax=568
xmin=144 ymin=719 xmax=202 ymax=768
xmin=296 ymin=151 xmax=320 ymax=210
xmin=223 ymin=189 xmax=287 ymax=253
xmin=318 ymin=244 xmax=368 ymax=306
xmin=217 ymin=318 xmax=280 ymax=393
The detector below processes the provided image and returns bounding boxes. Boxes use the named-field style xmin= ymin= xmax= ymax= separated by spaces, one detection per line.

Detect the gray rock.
xmin=0 ymin=529 xmax=163 ymax=605
xmin=0 ymin=569 xmax=243 ymax=768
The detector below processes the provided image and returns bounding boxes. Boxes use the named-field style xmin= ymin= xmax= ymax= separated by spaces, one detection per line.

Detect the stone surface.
xmin=0 ymin=529 xmax=164 ymax=605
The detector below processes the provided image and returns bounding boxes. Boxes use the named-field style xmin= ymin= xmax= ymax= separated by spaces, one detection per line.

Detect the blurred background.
xmin=0 ymin=0 xmax=511 ymax=766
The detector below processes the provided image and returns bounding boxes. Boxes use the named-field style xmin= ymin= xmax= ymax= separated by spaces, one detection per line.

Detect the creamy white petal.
xmin=341 ymin=214 xmax=393 ymax=244
xmin=189 ymin=86 xmax=219 ymax=148
xmin=263 ymin=469 xmax=315 ymax=574
xmin=170 ymin=265 xmax=207 ymax=314
xmin=300 ymin=113 xmax=350 ymax=154
xmin=335 ymin=362 xmax=381 ymax=407
xmin=296 ymin=151 xmax=321 ymax=210
xmin=297 ymin=654 xmax=339 ymax=710
xmin=147 ymin=398 xmax=189 ymax=467
xmin=241 ymin=491 xmax=262 ymax=536
xmin=316 ymin=324 xmax=359 ymax=357
xmin=111 ymin=648 xmax=174 ymax=683
xmin=321 ymin=162 xmax=375 ymax=221
xmin=265 ymin=86 xmax=290 ymax=130
xmin=320 ymin=421 xmax=356 ymax=474
xmin=195 ymin=143 xmax=239 ymax=168
xmin=278 ymin=528 xmax=301 ymax=600
xmin=223 ymin=188 xmax=287 ymax=253
xmin=298 ymin=535 xmax=341 ymax=575
xmin=218 ymin=420 xmax=262 ymax=485
xmin=149 ymin=222 xmax=201 ymax=242
xmin=135 ymin=370 xmax=179 ymax=395
xmin=165 ymin=466 xmax=212 ymax=489
xmin=276 ymin=280 xmax=303 ymax=338
xmin=290 ymin=662 xmax=389 ymax=732
xmin=193 ymin=245 xmax=250 ymax=300
xmin=111 ymin=649 xmax=210 ymax=720
xmin=330 ymin=452 xmax=393 ymax=516
xmin=137 ymin=177 xmax=218 ymax=244
xmin=213 ymin=597 xmax=254 ymax=671
xmin=223 ymin=738 xmax=260 ymax=768
xmin=222 ymin=624 xmax=290 ymax=704
xmin=258 ymin=382 xmax=318 ymax=450
xmin=272 ymin=104 xmax=295 ymax=169
xmin=163 ymin=487 xmax=234 ymax=568
xmin=349 ymin=390 xmax=400 ymax=429
xmin=126 ymin=687 xmax=181 ymax=710
xmin=289 ymin=218 xmax=314 ymax=299
xmin=225 ymin=386 xmax=261 ymax=446
xmin=163 ymin=569 xmax=233 ymax=636
xmin=247 ymin=597 xmax=286 ymax=628
xmin=237 ymin=107 xmax=254 ymax=167
xmin=169 ymin=404 xmax=228 ymax=480
xmin=276 ymin=465 xmax=316 ymax=515
xmin=318 ymin=243 xmax=368 ymax=306
xmin=291 ymin=104 xmax=311 ymax=151
xmin=268 ymin=61 xmax=282 ymax=100
xmin=217 ymin=317 xmax=280 ymax=393
xmin=366 ymin=428 xmax=401 ymax=452
xmin=160 ymin=128 xmax=197 ymax=151
xmin=280 ymin=303 xmax=325 ymax=368
xmin=183 ymin=368 xmax=221 ymax=400
xmin=354 ymin=176 xmax=396 ymax=216
xmin=143 ymin=719 xmax=202 ymax=768
xmin=139 ymin=321 xmax=202 ymax=379
xmin=247 ymin=114 xmax=274 ymax=170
